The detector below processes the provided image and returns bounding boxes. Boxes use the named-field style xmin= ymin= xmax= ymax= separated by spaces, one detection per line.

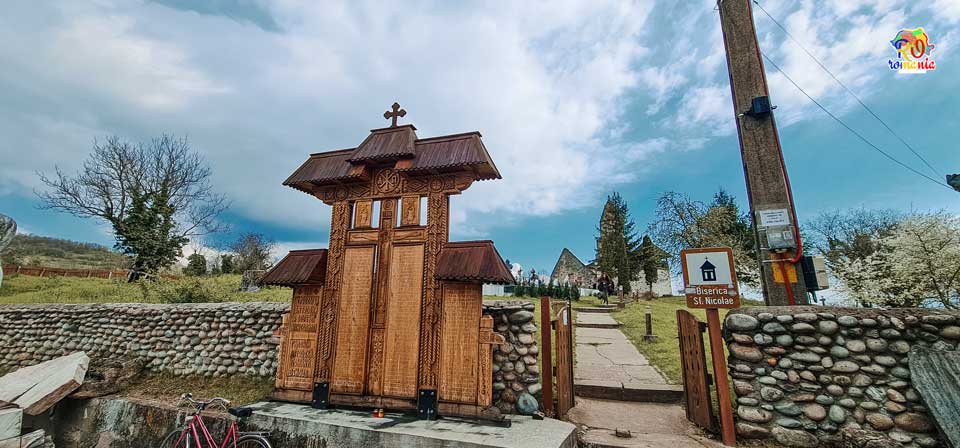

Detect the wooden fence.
xmin=676 ymin=310 xmax=716 ymax=432
xmin=1 ymin=264 xmax=179 ymax=280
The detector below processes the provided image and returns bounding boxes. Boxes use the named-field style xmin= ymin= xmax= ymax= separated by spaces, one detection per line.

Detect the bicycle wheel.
xmin=236 ymin=434 xmax=272 ymax=448
xmin=161 ymin=429 xmax=196 ymax=448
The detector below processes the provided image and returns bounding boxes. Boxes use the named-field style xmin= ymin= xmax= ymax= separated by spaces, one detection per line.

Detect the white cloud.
xmin=0 ymin=0 xmax=934 ymax=247
xmin=0 ymin=0 xmax=663 ymax=238
xmin=668 ymin=85 xmax=734 ymax=136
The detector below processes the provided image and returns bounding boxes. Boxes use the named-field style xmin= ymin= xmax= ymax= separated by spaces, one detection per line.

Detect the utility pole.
xmin=717 ymin=0 xmax=808 ymax=306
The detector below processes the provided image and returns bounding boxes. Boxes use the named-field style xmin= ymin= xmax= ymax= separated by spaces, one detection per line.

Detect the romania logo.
xmin=888 ymin=27 xmax=936 ymax=73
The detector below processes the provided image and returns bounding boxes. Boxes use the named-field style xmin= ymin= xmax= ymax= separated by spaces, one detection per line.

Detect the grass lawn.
xmin=0 ymin=274 xmax=291 ymax=304
xmin=126 ymin=374 xmax=275 ymax=406
xmin=580 ymin=295 xmax=760 ymax=385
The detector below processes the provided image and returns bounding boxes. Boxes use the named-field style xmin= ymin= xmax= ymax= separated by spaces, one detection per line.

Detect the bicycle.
xmin=161 ymin=393 xmax=272 ymax=448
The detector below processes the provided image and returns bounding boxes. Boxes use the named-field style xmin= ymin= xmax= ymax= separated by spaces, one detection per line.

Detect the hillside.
xmin=1 ymin=234 xmax=130 ymax=270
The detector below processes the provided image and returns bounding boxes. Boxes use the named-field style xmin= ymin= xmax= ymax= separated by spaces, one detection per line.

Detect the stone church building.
xmin=548 ymin=248 xmax=672 ymax=297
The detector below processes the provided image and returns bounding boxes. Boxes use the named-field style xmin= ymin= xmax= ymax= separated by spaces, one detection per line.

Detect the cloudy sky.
xmin=1 ymin=0 xmax=958 ymax=274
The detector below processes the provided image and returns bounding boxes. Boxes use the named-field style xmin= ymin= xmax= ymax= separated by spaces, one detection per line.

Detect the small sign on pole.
xmin=681 ymin=247 xmax=741 ymax=309
xmin=681 ymin=247 xmax=739 ymax=446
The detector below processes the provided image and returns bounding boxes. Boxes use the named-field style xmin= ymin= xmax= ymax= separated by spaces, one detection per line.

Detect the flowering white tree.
xmin=832 ymin=212 xmax=960 ymax=308
xmin=886 ymin=212 xmax=960 ymax=308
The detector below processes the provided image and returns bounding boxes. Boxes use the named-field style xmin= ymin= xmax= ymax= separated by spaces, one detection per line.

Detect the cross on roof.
xmin=383 ymin=102 xmax=406 ymax=127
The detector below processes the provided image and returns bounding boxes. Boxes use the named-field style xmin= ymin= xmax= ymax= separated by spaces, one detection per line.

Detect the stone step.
xmin=575 ymin=307 xmax=615 ymax=313
xmin=575 ymin=313 xmax=620 ymax=329
xmin=575 ymin=322 xmax=621 ymax=329
xmin=575 ymin=380 xmax=684 ymax=404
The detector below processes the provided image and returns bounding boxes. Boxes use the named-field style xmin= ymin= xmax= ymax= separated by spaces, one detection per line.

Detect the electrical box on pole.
xmin=717 ymin=0 xmax=808 ymax=306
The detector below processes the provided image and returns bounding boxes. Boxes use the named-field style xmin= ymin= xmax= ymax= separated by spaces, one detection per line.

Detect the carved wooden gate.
xmin=677 ymin=310 xmax=715 ymax=432
xmin=554 ymin=305 xmax=575 ymax=419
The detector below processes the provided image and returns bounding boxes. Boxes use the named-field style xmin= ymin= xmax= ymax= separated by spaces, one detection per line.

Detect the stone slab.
xmin=575 ymin=307 xmax=615 ymax=313
xmin=575 ymin=327 xmax=666 ymax=386
xmin=576 ymin=313 xmax=620 ymax=329
xmin=910 ymin=347 xmax=960 ymax=448
xmin=245 ymin=401 xmax=577 ymax=448
xmin=0 ymin=408 xmax=21 ymax=441
xmin=11 ymin=352 xmax=89 ymax=415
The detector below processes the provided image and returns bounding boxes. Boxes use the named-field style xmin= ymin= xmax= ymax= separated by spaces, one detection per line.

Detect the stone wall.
xmin=724 ymin=306 xmax=959 ymax=448
xmin=0 ymin=303 xmax=286 ymax=376
xmin=485 ymin=300 xmax=541 ymax=415
xmin=0 ymin=300 xmax=539 ymax=413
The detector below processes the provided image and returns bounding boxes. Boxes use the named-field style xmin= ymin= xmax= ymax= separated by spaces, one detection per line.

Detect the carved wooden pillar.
xmin=316 ymin=201 xmax=351 ymax=381
xmin=418 ymin=192 xmax=448 ymax=389
xmin=367 ymin=198 xmax=396 ymax=395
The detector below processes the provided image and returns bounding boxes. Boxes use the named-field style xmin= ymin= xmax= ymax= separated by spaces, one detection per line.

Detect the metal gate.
xmin=676 ymin=310 xmax=716 ymax=432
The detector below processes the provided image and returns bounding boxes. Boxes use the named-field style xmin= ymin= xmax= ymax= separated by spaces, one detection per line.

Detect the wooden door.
xmin=329 ymin=196 xmax=426 ymax=400
xmin=330 ymin=246 xmax=375 ymax=393
xmin=438 ymin=282 xmax=481 ymax=403
xmin=554 ymin=306 xmax=575 ymax=418
xmin=677 ymin=310 xmax=715 ymax=431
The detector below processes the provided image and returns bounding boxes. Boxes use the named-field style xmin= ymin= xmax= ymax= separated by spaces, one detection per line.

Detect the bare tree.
xmin=648 ymin=190 xmax=758 ymax=285
xmin=37 ymin=135 xmax=229 ymax=275
xmin=230 ymin=232 xmax=276 ymax=273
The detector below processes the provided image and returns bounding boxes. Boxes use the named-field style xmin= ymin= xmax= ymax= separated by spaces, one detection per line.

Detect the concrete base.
xmin=245 ymin=401 xmax=577 ymax=448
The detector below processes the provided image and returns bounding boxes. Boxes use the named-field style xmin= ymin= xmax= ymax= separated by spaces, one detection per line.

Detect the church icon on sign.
xmin=700 ymin=259 xmax=717 ymax=282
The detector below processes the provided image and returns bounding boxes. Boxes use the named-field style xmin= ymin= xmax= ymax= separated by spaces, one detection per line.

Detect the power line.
xmin=760 ymin=51 xmax=953 ymax=190
xmin=752 ymin=0 xmax=942 ymax=177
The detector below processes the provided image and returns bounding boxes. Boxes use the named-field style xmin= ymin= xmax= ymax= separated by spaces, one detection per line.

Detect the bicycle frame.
xmin=173 ymin=411 xmax=241 ymax=448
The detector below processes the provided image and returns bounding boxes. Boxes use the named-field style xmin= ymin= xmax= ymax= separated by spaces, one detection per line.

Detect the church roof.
xmin=261 ymin=249 xmax=328 ymax=286
xmin=283 ymin=125 xmax=502 ymax=193
xmin=435 ymin=240 xmax=515 ymax=284
xmin=700 ymin=259 xmax=716 ymax=270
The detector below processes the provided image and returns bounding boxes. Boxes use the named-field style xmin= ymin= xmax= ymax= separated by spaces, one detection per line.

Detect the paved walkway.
xmin=575 ymin=326 xmax=666 ymax=386
xmin=568 ymin=311 xmax=720 ymax=448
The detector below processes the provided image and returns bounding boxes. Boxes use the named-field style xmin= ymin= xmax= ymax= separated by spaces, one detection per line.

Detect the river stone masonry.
xmin=724 ymin=306 xmax=957 ymax=448
xmin=484 ymin=300 xmax=542 ymax=415
xmin=0 ymin=302 xmax=287 ymax=376
xmin=0 ymin=300 xmax=539 ymax=414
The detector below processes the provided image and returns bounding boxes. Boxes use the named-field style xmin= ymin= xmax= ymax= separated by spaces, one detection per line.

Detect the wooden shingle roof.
xmin=435 ymin=240 xmax=515 ymax=284
xmin=283 ymin=126 xmax=501 ymax=192
xmin=261 ymin=249 xmax=328 ymax=286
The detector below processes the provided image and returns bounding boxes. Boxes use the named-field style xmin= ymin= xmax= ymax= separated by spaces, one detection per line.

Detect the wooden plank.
xmin=438 ymin=282 xmax=481 ymax=404
xmin=540 ymin=297 xmax=555 ymax=417
xmin=278 ymin=286 xmax=323 ymax=391
xmin=476 ymin=315 xmax=503 ymax=408
xmin=9 ymin=352 xmax=89 ymax=415
xmin=382 ymin=243 xmax=424 ymax=398
xmin=676 ymin=310 xmax=715 ymax=432
xmin=347 ymin=229 xmax=379 ymax=245
xmin=706 ymin=308 xmax=736 ymax=446
xmin=331 ymin=246 xmax=375 ymax=394
xmin=910 ymin=347 xmax=960 ymax=448
xmin=393 ymin=228 xmax=426 ymax=242
xmin=330 ymin=394 xmax=416 ymax=410
xmin=554 ymin=307 xmax=575 ymax=418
